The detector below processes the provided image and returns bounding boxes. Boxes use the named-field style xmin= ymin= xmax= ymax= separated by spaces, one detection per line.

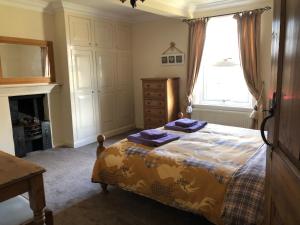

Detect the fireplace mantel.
xmin=0 ymin=83 xmax=60 ymax=97
xmin=0 ymin=83 xmax=60 ymax=155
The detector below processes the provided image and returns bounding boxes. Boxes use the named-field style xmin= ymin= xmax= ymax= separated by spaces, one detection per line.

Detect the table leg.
xmin=28 ymin=175 xmax=46 ymax=225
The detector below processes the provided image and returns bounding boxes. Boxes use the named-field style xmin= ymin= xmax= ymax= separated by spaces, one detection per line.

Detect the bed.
xmin=92 ymin=124 xmax=266 ymax=225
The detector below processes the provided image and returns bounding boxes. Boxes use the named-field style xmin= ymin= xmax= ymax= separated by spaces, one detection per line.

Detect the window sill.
xmin=193 ymin=104 xmax=253 ymax=113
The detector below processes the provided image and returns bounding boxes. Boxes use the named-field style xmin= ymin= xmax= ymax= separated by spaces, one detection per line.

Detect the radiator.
xmin=191 ymin=107 xmax=252 ymax=128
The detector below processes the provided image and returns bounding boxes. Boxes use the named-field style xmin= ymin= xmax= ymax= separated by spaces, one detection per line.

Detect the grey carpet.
xmin=25 ymin=131 xmax=212 ymax=225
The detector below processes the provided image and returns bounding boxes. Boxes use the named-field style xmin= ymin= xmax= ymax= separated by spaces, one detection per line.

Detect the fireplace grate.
xmin=9 ymin=94 xmax=52 ymax=157
xmin=24 ymin=124 xmax=42 ymax=139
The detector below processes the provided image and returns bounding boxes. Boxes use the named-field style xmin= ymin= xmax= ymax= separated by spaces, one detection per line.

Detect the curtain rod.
xmin=182 ymin=6 xmax=271 ymax=23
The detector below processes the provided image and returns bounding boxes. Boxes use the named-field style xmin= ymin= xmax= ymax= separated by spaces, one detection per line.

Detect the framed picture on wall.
xmin=176 ymin=54 xmax=184 ymax=64
xmin=168 ymin=55 xmax=175 ymax=64
xmin=161 ymin=56 xmax=168 ymax=64
xmin=161 ymin=53 xmax=184 ymax=66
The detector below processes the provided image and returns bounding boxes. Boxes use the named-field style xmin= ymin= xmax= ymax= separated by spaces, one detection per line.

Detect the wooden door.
xmin=266 ymin=0 xmax=300 ymax=224
xmin=71 ymin=49 xmax=98 ymax=142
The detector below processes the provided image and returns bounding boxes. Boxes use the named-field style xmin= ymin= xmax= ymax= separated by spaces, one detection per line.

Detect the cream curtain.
xmin=234 ymin=10 xmax=265 ymax=129
xmin=185 ymin=19 xmax=208 ymax=117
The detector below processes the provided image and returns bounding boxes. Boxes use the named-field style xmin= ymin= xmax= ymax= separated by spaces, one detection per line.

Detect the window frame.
xmin=193 ymin=16 xmax=253 ymax=110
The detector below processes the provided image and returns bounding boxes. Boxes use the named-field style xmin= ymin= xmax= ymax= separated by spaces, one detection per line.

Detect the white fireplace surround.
xmin=0 ymin=83 xmax=59 ymax=155
xmin=0 ymin=83 xmax=58 ymax=97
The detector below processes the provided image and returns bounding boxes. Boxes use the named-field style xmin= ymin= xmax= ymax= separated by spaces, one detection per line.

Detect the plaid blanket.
xmin=222 ymin=145 xmax=266 ymax=225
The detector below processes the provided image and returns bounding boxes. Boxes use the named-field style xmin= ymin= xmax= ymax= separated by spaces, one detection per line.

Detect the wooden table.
xmin=0 ymin=151 xmax=46 ymax=225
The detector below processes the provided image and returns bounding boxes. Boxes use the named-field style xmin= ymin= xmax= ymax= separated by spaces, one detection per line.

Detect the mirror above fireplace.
xmin=0 ymin=36 xmax=55 ymax=84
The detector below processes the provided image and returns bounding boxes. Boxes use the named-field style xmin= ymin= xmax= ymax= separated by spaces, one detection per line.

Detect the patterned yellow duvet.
xmin=92 ymin=124 xmax=264 ymax=225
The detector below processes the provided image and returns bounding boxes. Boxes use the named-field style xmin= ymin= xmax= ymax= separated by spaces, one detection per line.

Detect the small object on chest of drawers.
xmin=142 ymin=77 xmax=180 ymax=129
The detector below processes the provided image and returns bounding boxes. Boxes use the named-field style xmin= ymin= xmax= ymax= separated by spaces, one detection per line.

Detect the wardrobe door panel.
xmin=116 ymin=90 xmax=133 ymax=127
xmin=117 ymin=52 xmax=132 ymax=90
xmin=69 ymin=15 xmax=93 ymax=47
xmin=71 ymin=49 xmax=95 ymax=91
xmin=74 ymin=93 xmax=97 ymax=140
xmin=94 ymin=21 xmax=114 ymax=49
xmin=71 ymin=49 xmax=98 ymax=142
xmin=99 ymin=92 xmax=115 ymax=131
xmin=95 ymin=50 xmax=116 ymax=93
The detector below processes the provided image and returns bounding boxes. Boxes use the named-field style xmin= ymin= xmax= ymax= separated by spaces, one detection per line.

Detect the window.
xmin=194 ymin=16 xmax=252 ymax=109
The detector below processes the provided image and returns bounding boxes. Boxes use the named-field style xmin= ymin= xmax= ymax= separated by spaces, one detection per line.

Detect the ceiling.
xmin=44 ymin=0 xmax=272 ymax=21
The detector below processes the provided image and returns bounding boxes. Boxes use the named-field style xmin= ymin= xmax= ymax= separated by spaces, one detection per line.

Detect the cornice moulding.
xmin=192 ymin=0 xmax=272 ymax=14
xmin=0 ymin=0 xmax=135 ymax=23
xmin=51 ymin=1 xmax=135 ymax=23
xmin=0 ymin=0 xmax=53 ymax=14
xmin=136 ymin=0 xmax=186 ymax=17
xmin=0 ymin=0 xmax=274 ymax=23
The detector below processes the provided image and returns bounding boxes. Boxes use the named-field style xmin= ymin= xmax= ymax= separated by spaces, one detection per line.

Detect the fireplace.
xmin=9 ymin=94 xmax=52 ymax=157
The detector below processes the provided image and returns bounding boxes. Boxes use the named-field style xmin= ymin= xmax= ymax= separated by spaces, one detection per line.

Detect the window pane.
xmin=196 ymin=16 xmax=252 ymax=108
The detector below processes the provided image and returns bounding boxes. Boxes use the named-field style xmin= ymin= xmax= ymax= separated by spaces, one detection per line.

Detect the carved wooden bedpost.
xmin=178 ymin=112 xmax=184 ymax=119
xmin=96 ymin=134 xmax=106 ymax=158
xmin=96 ymin=134 xmax=108 ymax=193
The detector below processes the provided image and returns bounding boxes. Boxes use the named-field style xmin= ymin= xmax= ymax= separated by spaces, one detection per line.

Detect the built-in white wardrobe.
xmin=53 ymin=8 xmax=134 ymax=148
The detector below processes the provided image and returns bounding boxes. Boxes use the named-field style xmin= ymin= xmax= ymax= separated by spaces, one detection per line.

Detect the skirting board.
xmin=102 ymin=124 xmax=136 ymax=139
xmin=53 ymin=124 xmax=136 ymax=148
xmin=74 ymin=124 xmax=136 ymax=148
xmin=73 ymin=135 xmax=99 ymax=148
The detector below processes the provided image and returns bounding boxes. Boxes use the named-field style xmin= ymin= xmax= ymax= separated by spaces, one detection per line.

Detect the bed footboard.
xmin=96 ymin=134 xmax=108 ymax=193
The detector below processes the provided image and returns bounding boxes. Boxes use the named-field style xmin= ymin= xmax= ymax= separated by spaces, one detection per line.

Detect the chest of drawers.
xmin=142 ymin=78 xmax=179 ymax=129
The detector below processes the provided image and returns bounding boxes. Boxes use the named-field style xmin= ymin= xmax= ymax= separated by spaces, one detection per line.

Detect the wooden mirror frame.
xmin=0 ymin=36 xmax=55 ymax=85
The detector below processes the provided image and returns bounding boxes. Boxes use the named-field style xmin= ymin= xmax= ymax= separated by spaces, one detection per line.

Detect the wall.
xmin=51 ymin=10 xmax=72 ymax=146
xmin=132 ymin=18 xmax=188 ymax=128
xmin=132 ymin=4 xmax=273 ymax=129
xmin=0 ymin=4 xmax=59 ymax=154
xmin=0 ymin=4 xmax=54 ymax=40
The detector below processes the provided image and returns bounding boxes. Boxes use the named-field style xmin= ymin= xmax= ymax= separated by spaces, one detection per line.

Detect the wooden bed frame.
xmin=96 ymin=134 xmax=109 ymax=193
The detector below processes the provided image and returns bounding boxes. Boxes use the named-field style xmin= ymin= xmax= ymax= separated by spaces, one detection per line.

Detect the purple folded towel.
xmin=140 ymin=129 xmax=167 ymax=139
xmin=175 ymin=118 xmax=198 ymax=127
xmin=165 ymin=120 xmax=207 ymax=133
xmin=127 ymin=133 xmax=180 ymax=147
